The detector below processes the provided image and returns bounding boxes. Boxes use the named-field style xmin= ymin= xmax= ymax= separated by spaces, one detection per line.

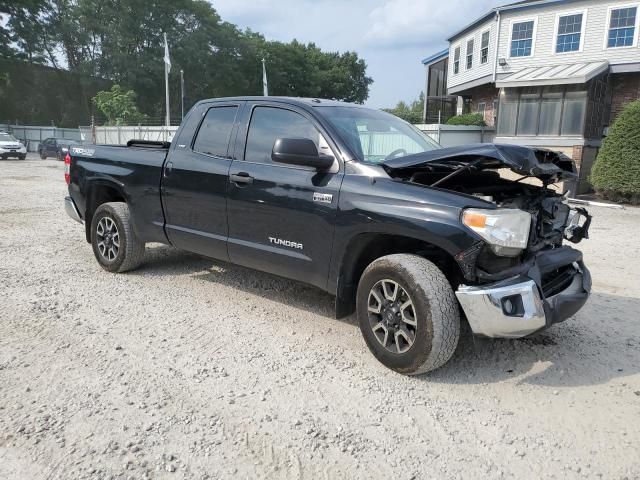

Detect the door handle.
xmin=164 ymin=161 xmax=173 ymax=177
xmin=229 ymin=172 xmax=253 ymax=185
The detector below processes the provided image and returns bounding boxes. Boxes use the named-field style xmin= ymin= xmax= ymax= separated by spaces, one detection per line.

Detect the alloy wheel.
xmin=96 ymin=216 xmax=120 ymax=262
xmin=367 ymin=279 xmax=417 ymax=354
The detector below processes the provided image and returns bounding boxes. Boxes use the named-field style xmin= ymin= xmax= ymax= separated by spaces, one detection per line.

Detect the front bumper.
xmin=64 ymin=196 xmax=83 ymax=224
xmin=0 ymin=147 xmax=27 ymax=157
xmin=455 ymin=248 xmax=591 ymax=338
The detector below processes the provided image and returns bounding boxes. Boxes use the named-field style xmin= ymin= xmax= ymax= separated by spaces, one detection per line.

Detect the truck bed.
xmin=68 ymin=142 xmax=169 ymax=244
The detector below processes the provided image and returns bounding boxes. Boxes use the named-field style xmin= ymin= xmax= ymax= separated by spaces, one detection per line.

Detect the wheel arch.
xmin=333 ymin=232 xmax=464 ymax=318
xmin=84 ymin=181 xmax=127 ymax=243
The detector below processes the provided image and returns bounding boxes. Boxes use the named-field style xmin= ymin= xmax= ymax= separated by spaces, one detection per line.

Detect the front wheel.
xmin=18 ymin=154 xmax=26 ymax=160
xmin=356 ymin=254 xmax=460 ymax=375
xmin=91 ymin=202 xmax=145 ymax=273
xmin=39 ymin=151 xmax=46 ymax=159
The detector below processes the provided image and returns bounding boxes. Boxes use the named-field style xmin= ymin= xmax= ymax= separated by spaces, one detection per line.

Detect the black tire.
xmin=56 ymin=151 xmax=62 ymax=161
xmin=40 ymin=151 xmax=46 ymax=159
xmin=19 ymin=154 xmax=26 ymax=160
xmin=356 ymin=254 xmax=460 ymax=375
xmin=91 ymin=202 xmax=145 ymax=273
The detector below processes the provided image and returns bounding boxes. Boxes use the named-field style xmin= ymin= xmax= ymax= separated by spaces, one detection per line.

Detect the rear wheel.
xmin=40 ymin=151 xmax=46 ymax=159
xmin=357 ymin=254 xmax=460 ymax=375
xmin=56 ymin=151 xmax=62 ymax=161
xmin=91 ymin=202 xmax=145 ymax=273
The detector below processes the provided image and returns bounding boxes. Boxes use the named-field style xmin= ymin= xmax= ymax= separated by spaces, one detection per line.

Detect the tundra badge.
xmin=313 ymin=192 xmax=333 ymax=204
xmin=269 ymin=237 xmax=303 ymax=250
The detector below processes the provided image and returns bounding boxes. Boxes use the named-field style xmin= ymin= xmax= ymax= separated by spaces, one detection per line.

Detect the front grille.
xmin=541 ymin=264 xmax=576 ymax=297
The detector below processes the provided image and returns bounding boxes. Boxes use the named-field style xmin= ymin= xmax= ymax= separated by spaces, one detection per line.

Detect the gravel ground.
xmin=1 ymin=156 xmax=639 ymax=480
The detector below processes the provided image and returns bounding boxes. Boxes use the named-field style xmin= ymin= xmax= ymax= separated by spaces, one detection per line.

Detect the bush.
xmin=446 ymin=113 xmax=486 ymax=126
xmin=590 ymin=100 xmax=640 ymax=203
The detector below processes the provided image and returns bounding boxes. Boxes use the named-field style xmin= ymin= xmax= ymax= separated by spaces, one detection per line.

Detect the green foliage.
xmin=1 ymin=0 xmax=373 ymax=124
xmin=446 ymin=113 xmax=487 ymax=126
xmin=0 ymin=58 xmax=110 ymax=126
xmin=93 ymin=85 xmax=145 ymax=125
xmin=590 ymin=100 xmax=640 ymax=203
xmin=383 ymin=93 xmax=425 ymax=124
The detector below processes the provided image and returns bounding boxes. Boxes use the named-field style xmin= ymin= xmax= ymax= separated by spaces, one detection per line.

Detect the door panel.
xmin=226 ymin=103 xmax=342 ymax=290
xmin=161 ymin=102 xmax=243 ymax=260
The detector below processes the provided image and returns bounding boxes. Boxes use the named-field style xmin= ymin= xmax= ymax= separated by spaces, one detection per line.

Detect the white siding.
xmin=497 ymin=0 xmax=640 ymax=77
xmin=448 ymin=17 xmax=498 ymax=90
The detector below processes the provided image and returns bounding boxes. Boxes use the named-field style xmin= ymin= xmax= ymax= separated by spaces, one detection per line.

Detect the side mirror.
xmin=271 ymin=137 xmax=334 ymax=171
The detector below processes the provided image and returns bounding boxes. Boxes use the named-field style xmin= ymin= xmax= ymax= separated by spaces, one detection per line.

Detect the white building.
xmin=422 ymin=0 xmax=640 ymax=192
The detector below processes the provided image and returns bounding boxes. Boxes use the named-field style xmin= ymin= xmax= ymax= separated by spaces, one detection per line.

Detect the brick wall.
xmin=463 ymin=84 xmax=500 ymax=126
xmin=609 ymin=72 xmax=640 ymax=125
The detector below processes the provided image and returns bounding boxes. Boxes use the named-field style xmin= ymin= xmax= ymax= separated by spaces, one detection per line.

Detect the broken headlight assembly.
xmin=564 ymin=207 xmax=591 ymax=244
xmin=462 ymin=208 xmax=532 ymax=257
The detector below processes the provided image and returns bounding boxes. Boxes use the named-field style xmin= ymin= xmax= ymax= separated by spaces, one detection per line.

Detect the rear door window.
xmin=193 ymin=106 xmax=238 ymax=158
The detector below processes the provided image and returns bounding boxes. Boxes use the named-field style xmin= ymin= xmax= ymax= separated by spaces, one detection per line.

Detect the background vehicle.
xmin=39 ymin=137 xmax=80 ymax=160
xmin=0 ymin=132 xmax=27 ymax=160
xmin=64 ymin=97 xmax=592 ymax=375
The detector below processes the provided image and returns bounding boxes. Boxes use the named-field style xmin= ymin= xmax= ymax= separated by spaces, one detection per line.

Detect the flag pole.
xmin=164 ymin=33 xmax=170 ymax=128
xmin=180 ymin=69 xmax=185 ymax=120
xmin=262 ymin=58 xmax=268 ymax=96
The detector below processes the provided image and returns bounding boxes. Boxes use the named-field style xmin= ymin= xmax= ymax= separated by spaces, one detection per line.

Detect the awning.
xmin=496 ymin=61 xmax=609 ymax=88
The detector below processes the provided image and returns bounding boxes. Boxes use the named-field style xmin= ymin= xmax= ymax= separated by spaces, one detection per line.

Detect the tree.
xmin=590 ymin=100 xmax=640 ymax=203
xmin=1 ymin=0 xmax=373 ymax=123
xmin=383 ymin=93 xmax=425 ymax=124
xmin=93 ymin=85 xmax=145 ymax=125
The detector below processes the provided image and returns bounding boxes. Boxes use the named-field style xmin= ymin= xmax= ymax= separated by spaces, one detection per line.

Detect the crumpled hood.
xmin=382 ymin=143 xmax=577 ymax=180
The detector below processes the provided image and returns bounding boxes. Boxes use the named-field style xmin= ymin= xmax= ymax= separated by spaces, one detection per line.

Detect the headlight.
xmin=462 ymin=208 xmax=531 ymax=257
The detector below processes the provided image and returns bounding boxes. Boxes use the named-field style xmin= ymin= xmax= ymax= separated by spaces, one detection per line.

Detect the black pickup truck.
xmin=65 ymin=96 xmax=592 ymax=374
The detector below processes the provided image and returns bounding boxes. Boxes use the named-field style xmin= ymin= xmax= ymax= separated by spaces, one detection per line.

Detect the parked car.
xmin=64 ymin=97 xmax=592 ymax=375
xmin=0 ymin=132 xmax=27 ymax=160
xmin=39 ymin=137 xmax=80 ymax=160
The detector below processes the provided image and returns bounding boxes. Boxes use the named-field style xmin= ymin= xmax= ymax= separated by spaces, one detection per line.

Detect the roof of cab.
xmin=196 ymin=96 xmax=366 ymax=108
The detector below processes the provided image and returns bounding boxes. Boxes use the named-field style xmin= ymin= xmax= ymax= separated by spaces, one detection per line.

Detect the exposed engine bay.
xmin=405 ymin=168 xmax=590 ymax=251
xmin=382 ymin=144 xmax=592 ymax=283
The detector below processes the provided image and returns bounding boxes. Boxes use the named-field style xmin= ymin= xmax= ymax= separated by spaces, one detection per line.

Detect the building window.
xmin=607 ymin=6 xmax=637 ymax=48
xmin=497 ymin=85 xmax=589 ymax=137
xmin=427 ymin=58 xmax=448 ymax=97
xmin=480 ymin=31 xmax=490 ymax=64
xmin=453 ymin=46 xmax=460 ymax=74
xmin=556 ymin=13 xmax=584 ymax=53
xmin=466 ymin=39 xmax=474 ymax=69
xmin=510 ymin=20 xmax=535 ymax=57
xmin=477 ymin=102 xmax=486 ymax=116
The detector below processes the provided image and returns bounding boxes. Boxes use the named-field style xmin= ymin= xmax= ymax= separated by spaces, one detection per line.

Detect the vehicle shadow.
xmin=134 ymin=244 xmax=343 ymax=322
xmin=422 ymin=291 xmax=640 ymax=387
xmin=134 ymin=245 xmax=639 ymax=387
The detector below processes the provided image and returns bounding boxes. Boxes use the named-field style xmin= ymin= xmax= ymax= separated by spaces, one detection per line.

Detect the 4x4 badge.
xmin=313 ymin=192 xmax=333 ymax=204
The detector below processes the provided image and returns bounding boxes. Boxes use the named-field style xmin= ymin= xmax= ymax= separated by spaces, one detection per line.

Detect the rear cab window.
xmin=193 ymin=106 xmax=239 ymax=158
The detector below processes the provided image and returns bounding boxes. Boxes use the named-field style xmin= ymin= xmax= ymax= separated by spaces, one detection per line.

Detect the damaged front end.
xmin=383 ymin=143 xmax=592 ymax=337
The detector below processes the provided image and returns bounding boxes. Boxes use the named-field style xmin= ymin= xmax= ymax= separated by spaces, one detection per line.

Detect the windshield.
xmin=0 ymin=133 xmax=18 ymax=142
xmin=317 ymin=106 xmax=440 ymax=164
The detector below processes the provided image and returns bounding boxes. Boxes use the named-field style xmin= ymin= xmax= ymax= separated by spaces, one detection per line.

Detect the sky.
xmin=212 ymin=0 xmax=505 ymax=108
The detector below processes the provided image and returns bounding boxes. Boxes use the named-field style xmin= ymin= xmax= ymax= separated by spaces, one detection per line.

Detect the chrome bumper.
xmin=455 ymin=267 xmax=589 ymax=338
xmin=64 ymin=196 xmax=83 ymax=224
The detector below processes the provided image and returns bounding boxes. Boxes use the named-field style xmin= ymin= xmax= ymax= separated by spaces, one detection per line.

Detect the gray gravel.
xmin=1 ymin=156 xmax=639 ymax=479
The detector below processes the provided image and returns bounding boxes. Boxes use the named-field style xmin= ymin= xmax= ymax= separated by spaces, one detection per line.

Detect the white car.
xmin=0 ymin=132 xmax=27 ymax=160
